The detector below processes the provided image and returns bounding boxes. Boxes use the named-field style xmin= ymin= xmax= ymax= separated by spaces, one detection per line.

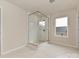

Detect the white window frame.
xmin=55 ymin=16 xmax=68 ymax=38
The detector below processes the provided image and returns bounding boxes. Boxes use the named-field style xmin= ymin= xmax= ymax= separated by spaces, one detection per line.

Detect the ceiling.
xmin=6 ymin=0 xmax=79 ymax=15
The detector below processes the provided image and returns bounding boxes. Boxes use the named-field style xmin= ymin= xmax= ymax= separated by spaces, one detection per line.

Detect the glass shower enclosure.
xmin=28 ymin=11 xmax=49 ymax=46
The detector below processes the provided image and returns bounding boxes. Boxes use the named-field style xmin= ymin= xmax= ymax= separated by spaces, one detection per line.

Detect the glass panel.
xmin=28 ymin=12 xmax=48 ymax=45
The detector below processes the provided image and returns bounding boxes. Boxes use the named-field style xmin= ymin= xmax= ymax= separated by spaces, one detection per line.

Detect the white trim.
xmin=2 ymin=44 xmax=26 ymax=55
xmin=0 ymin=6 xmax=4 ymax=55
xmin=49 ymin=41 xmax=78 ymax=49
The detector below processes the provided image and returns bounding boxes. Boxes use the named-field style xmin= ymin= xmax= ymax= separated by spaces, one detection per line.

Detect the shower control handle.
xmin=43 ymin=29 xmax=46 ymax=32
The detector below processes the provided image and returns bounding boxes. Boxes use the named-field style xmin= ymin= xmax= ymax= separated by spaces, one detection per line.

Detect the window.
xmin=39 ymin=21 xmax=45 ymax=26
xmin=55 ymin=17 xmax=68 ymax=37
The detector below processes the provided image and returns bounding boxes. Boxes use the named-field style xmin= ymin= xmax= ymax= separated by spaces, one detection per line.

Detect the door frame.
xmin=0 ymin=7 xmax=3 ymax=55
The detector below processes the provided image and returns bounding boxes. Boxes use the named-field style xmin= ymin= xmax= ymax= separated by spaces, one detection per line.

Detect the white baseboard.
xmin=1 ymin=44 xmax=26 ymax=55
xmin=48 ymin=41 xmax=78 ymax=49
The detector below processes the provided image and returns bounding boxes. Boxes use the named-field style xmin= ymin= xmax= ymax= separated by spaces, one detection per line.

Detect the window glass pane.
xmin=39 ymin=21 xmax=45 ymax=26
xmin=56 ymin=17 xmax=68 ymax=27
xmin=55 ymin=17 xmax=68 ymax=36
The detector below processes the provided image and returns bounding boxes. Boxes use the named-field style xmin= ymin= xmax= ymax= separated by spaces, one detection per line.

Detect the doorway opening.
xmin=28 ymin=11 xmax=49 ymax=46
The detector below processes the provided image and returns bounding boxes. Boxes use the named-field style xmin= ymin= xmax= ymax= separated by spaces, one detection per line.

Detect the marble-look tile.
xmin=0 ymin=42 xmax=79 ymax=58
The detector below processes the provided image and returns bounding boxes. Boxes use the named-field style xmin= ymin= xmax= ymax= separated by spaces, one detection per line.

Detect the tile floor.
xmin=0 ymin=42 xmax=79 ymax=58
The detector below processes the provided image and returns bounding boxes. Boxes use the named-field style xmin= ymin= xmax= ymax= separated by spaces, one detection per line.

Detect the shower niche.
xmin=28 ymin=11 xmax=49 ymax=45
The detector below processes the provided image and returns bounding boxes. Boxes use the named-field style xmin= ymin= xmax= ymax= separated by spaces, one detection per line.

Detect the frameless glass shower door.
xmin=38 ymin=17 xmax=48 ymax=43
xmin=28 ymin=11 xmax=48 ymax=45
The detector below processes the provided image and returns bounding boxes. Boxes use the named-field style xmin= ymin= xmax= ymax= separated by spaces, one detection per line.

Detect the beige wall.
xmin=0 ymin=0 xmax=27 ymax=54
xmin=0 ymin=0 xmax=78 ymax=55
xmin=49 ymin=8 xmax=78 ymax=48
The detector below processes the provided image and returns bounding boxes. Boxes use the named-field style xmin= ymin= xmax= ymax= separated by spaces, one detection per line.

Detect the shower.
xmin=28 ymin=11 xmax=49 ymax=46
